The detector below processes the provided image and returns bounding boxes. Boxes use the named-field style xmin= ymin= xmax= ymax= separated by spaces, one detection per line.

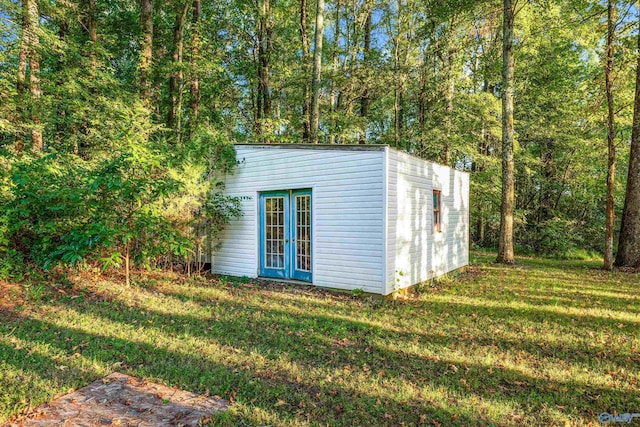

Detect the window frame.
xmin=433 ymin=190 xmax=442 ymax=233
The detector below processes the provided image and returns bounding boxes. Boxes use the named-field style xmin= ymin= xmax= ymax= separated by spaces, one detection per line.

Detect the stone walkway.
xmin=6 ymin=373 xmax=228 ymax=427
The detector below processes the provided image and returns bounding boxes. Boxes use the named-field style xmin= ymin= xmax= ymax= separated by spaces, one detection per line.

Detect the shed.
xmin=212 ymin=144 xmax=470 ymax=295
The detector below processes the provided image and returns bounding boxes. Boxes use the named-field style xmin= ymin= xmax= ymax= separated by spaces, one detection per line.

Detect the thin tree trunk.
xmin=615 ymin=11 xmax=640 ymax=268
xmin=87 ymin=0 xmax=97 ymax=70
xmin=310 ymin=0 xmax=324 ymax=144
xmin=300 ymin=0 xmax=311 ymax=142
xmin=392 ymin=2 xmax=407 ymax=149
xmin=27 ymin=0 xmax=42 ymax=152
xmin=16 ymin=0 xmax=29 ymax=153
xmin=393 ymin=37 xmax=403 ymax=148
xmin=604 ymin=0 xmax=616 ymax=271
xmin=329 ymin=0 xmax=340 ymax=144
xmin=539 ymin=139 xmax=554 ymax=222
xmin=78 ymin=0 xmax=97 ymax=157
xmin=478 ymin=208 xmax=485 ymax=244
xmin=55 ymin=20 xmax=69 ymax=148
xmin=394 ymin=83 xmax=404 ymax=148
xmin=497 ymin=0 xmax=515 ymax=264
xmin=189 ymin=0 xmax=201 ymax=133
xmin=168 ymin=0 xmax=189 ymax=139
xmin=140 ymin=0 xmax=153 ymax=108
xmin=256 ymin=0 xmax=272 ymax=141
xmin=442 ymin=39 xmax=455 ymax=165
xmin=255 ymin=43 xmax=263 ymax=138
xmin=125 ymin=241 xmax=131 ymax=287
xmin=359 ymin=9 xmax=372 ymax=145
xmin=418 ymin=67 xmax=426 ymax=131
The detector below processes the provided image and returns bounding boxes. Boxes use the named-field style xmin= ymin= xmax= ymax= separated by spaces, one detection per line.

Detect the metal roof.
xmin=233 ymin=143 xmax=387 ymax=151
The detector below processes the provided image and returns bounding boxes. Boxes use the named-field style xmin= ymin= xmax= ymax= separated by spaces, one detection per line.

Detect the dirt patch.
xmin=6 ymin=373 xmax=228 ymax=426
xmin=0 ymin=281 xmax=23 ymax=318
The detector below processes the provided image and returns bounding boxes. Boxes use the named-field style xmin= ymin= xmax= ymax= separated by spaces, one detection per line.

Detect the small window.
xmin=433 ymin=190 xmax=442 ymax=233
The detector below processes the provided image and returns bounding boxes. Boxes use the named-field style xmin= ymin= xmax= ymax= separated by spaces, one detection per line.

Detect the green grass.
xmin=1 ymin=252 xmax=639 ymax=426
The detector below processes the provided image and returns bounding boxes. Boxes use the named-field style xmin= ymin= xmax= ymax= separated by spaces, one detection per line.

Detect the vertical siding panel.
xmin=386 ymin=150 xmax=398 ymax=294
xmin=391 ymin=150 xmax=469 ymax=292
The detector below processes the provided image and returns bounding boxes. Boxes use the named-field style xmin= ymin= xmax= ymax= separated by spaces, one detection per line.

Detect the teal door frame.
xmin=259 ymin=189 xmax=312 ymax=282
xmin=290 ymin=189 xmax=312 ymax=282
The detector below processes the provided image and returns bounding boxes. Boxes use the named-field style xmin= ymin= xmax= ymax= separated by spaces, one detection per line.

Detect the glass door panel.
xmin=292 ymin=191 xmax=312 ymax=281
xmin=259 ymin=189 xmax=312 ymax=282
xmin=260 ymin=192 xmax=289 ymax=278
xmin=264 ymin=197 xmax=285 ymax=269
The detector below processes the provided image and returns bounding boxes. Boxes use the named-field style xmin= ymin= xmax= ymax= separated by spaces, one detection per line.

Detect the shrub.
xmin=0 ymin=132 xmax=241 ymax=283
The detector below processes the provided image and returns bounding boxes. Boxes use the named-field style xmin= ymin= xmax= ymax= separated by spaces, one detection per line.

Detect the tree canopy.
xmin=1 ymin=0 xmax=639 ymax=275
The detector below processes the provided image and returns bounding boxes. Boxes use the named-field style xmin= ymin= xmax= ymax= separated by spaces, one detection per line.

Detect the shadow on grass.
xmin=156 ymin=283 xmax=640 ymax=341
xmin=3 ymin=254 xmax=640 ymax=427
xmin=2 ymin=314 xmax=492 ymax=426
xmin=2 ymin=282 xmax=637 ymax=426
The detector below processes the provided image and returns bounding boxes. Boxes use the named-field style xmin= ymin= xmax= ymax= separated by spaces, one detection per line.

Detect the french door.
xmin=259 ymin=189 xmax=312 ymax=282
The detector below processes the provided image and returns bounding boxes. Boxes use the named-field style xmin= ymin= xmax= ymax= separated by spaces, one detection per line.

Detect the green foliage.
xmin=23 ymin=283 xmax=47 ymax=302
xmin=1 ymin=0 xmax=637 ymax=267
xmin=0 ymin=136 xmax=240 ymax=278
xmin=350 ymin=288 xmax=365 ymax=297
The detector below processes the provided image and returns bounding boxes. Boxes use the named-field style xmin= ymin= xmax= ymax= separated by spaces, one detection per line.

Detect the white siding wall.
xmin=386 ymin=149 xmax=470 ymax=294
xmin=213 ymin=145 xmax=386 ymax=294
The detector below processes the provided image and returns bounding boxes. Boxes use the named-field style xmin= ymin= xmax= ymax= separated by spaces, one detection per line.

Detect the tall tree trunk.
xmin=78 ymin=0 xmax=97 ymax=157
xmin=359 ymin=9 xmax=372 ymax=145
xmin=256 ymin=0 xmax=272 ymax=141
xmin=394 ymin=82 xmax=404 ymax=148
xmin=168 ymin=0 xmax=189 ymax=141
xmin=300 ymin=0 xmax=311 ymax=142
xmin=392 ymin=2 xmax=408 ymax=149
xmin=442 ymin=36 xmax=456 ymax=165
xmin=27 ymin=0 xmax=42 ymax=152
xmin=418 ymin=66 xmax=426 ymax=132
xmin=189 ymin=0 xmax=201 ymax=132
xmin=497 ymin=0 xmax=515 ymax=264
xmin=393 ymin=27 xmax=404 ymax=149
xmin=310 ymin=0 xmax=325 ymax=144
xmin=329 ymin=0 xmax=340 ymax=144
xmin=16 ymin=0 xmax=29 ymax=153
xmin=255 ymin=48 xmax=263 ymax=137
xmin=615 ymin=7 xmax=640 ymax=267
xmin=140 ymin=0 xmax=153 ymax=108
xmin=539 ymin=139 xmax=554 ymax=222
xmin=55 ymin=19 xmax=69 ymax=149
xmin=604 ymin=0 xmax=616 ymax=271
xmin=87 ymin=0 xmax=97 ymax=70
xmin=125 ymin=241 xmax=131 ymax=287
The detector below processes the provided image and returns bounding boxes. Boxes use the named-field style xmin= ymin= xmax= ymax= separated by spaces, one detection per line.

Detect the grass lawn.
xmin=1 ymin=252 xmax=639 ymax=426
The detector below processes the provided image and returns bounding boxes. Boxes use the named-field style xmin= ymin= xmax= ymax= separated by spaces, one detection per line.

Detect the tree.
xmin=16 ymin=0 xmax=29 ymax=153
xmin=359 ymin=9 xmax=372 ymax=144
xmin=615 ymin=8 xmax=640 ymax=268
xmin=256 ymin=0 xmax=272 ymax=140
xmin=442 ymin=14 xmax=459 ymax=165
xmin=140 ymin=0 xmax=153 ymax=108
xmin=604 ymin=0 xmax=616 ymax=271
xmin=168 ymin=0 xmax=190 ymax=142
xmin=310 ymin=0 xmax=325 ymax=144
xmin=497 ymin=0 xmax=515 ymax=264
xmin=3 ymin=0 xmax=640 ymax=273
xmin=300 ymin=0 xmax=311 ymax=142
xmin=189 ymin=0 xmax=201 ymax=132
xmin=16 ymin=0 xmax=42 ymax=152
xmin=328 ymin=0 xmax=341 ymax=144
xmin=82 ymin=0 xmax=97 ymax=71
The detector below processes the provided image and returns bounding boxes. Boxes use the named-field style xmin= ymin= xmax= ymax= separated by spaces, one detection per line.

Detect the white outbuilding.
xmin=211 ymin=144 xmax=470 ymax=295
